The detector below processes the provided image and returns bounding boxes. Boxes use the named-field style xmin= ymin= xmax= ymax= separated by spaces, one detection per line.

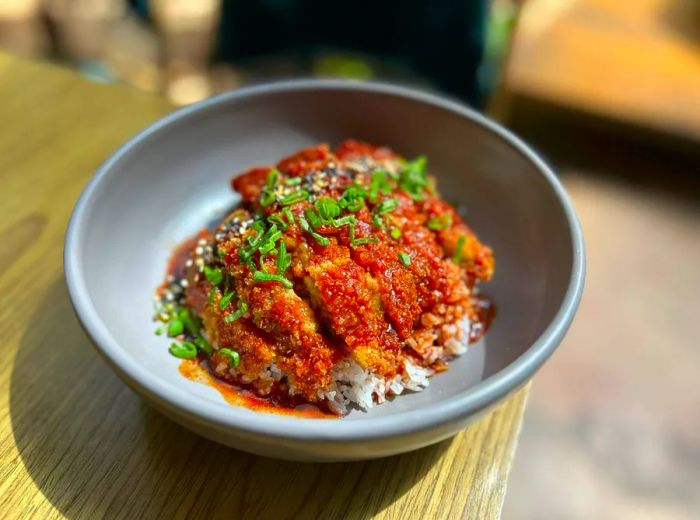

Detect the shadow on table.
xmin=10 ymin=279 xmax=449 ymax=519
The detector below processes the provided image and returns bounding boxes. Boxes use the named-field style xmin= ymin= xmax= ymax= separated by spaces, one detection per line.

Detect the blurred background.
xmin=1 ymin=0 xmax=697 ymax=518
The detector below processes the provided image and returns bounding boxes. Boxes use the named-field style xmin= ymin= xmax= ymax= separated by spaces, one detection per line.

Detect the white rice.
xmin=226 ymin=313 xmax=473 ymax=415
xmin=321 ymin=314 xmax=473 ymax=415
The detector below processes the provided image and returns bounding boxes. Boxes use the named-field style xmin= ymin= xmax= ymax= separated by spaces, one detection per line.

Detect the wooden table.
xmin=0 ymin=51 xmax=527 ymax=519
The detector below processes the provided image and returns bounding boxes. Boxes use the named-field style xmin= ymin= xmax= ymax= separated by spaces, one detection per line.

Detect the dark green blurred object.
xmin=217 ymin=0 xmax=488 ymax=106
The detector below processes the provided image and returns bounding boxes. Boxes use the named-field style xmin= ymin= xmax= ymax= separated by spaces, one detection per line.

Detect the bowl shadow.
xmin=10 ymin=278 xmax=450 ymax=519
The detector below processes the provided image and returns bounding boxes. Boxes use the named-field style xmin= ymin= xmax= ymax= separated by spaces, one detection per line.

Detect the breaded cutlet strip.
xmin=221 ymin=232 xmax=338 ymax=401
xmin=301 ymin=242 xmax=401 ymax=378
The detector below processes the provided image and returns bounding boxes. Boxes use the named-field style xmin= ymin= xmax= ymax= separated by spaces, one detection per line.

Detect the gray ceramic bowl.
xmin=64 ymin=80 xmax=584 ymax=461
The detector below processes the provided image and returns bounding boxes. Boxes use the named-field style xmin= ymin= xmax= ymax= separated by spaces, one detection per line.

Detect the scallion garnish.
xmin=178 ymin=308 xmax=201 ymax=335
xmin=218 ymin=348 xmax=241 ymax=368
xmin=167 ymin=319 xmax=184 ymax=337
xmin=399 ymin=156 xmax=428 ymax=199
xmin=219 ymin=291 xmax=235 ymax=310
xmin=298 ymin=215 xmax=330 ymax=246
xmin=369 ymin=170 xmax=391 ymax=203
xmin=311 ymin=234 xmax=329 ymax=246
xmin=258 ymin=241 xmax=277 ymax=256
xmin=398 ymin=252 xmax=411 ymax=267
xmin=283 ymin=207 xmax=294 ymax=226
xmin=169 ymin=341 xmax=197 ymax=359
xmin=375 ymin=198 xmax=398 ymax=214
xmin=372 ymin=214 xmax=383 ymax=229
xmin=281 ymin=189 xmax=309 ymax=206
xmin=348 ymin=223 xmax=377 ymax=247
xmin=305 ymin=208 xmax=322 ymax=228
xmin=353 ymin=236 xmax=378 ymax=246
xmin=154 ymin=327 xmax=163 ymax=336
xmin=277 ymin=241 xmax=291 ymax=274
xmin=284 ymin=176 xmax=302 ymax=186
xmin=203 ymin=266 xmax=223 ymax=285
xmin=334 ymin=215 xmax=356 ymax=227
xmin=453 ymin=236 xmax=466 ymax=263
xmin=262 ymin=229 xmax=282 ymax=248
xmin=267 ymin=212 xmax=288 ymax=230
xmin=253 ymin=270 xmax=293 ymax=289
xmin=266 ymin=169 xmax=280 ymax=189
xmin=259 ymin=191 xmax=276 ymax=207
xmin=259 ymin=170 xmax=280 ymax=207
xmin=194 ymin=336 xmax=213 ymax=355
xmin=224 ymin=300 xmax=248 ymax=323
xmin=315 ymin=196 xmax=341 ymax=221
xmin=390 ymin=227 xmax=401 ymax=240
xmin=427 ymin=214 xmax=452 ymax=230
xmin=339 ymin=186 xmax=366 ymax=212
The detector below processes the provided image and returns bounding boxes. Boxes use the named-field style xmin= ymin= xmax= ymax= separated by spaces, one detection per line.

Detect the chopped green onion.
xmin=283 ymin=207 xmax=294 ymax=226
xmin=277 ymin=241 xmax=291 ymax=274
xmin=259 ymin=223 xmax=278 ymax=242
xmin=259 ymin=170 xmax=280 ymax=206
xmin=266 ymin=168 xmax=280 ymax=189
xmin=267 ymin=212 xmax=288 ymax=230
xmin=427 ymin=214 xmax=453 ymax=230
xmin=297 ymin=214 xmax=311 ymax=232
xmin=194 ymin=336 xmax=212 ymax=355
xmin=334 ymin=215 xmax=356 ymax=227
xmin=349 ymin=223 xmax=378 ymax=247
xmin=241 ymin=254 xmax=256 ymax=271
xmin=178 ymin=308 xmax=201 ymax=335
xmin=218 ymin=348 xmax=240 ymax=368
xmin=259 ymin=241 xmax=277 ymax=256
xmin=315 ymin=197 xmax=341 ymax=221
xmin=251 ymin=220 xmax=266 ymax=236
xmin=219 ymin=291 xmax=235 ymax=310
xmin=281 ymin=189 xmax=309 ymax=206
xmin=169 ymin=341 xmax=197 ymax=359
xmin=298 ymin=215 xmax=330 ymax=246
xmin=353 ymin=236 xmax=378 ymax=246
xmin=375 ymin=198 xmax=398 ymax=214
xmin=311 ymin=233 xmax=329 ymax=246
xmin=167 ymin=319 xmax=184 ymax=337
xmin=265 ymin=229 xmax=283 ymax=244
xmin=339 ymin=186 xmax=366 ymax=212
xmin=399 ymin=156 xmax=428 ymax=199
xmin=259 ymin=190 xmax=276 ymax=207
xmin=369 ymin=170 xmax=391 ymax=203
xmin=224 ymin=301 xmax=248 ymax=323
xmin=260 ymin=229 xmax=282 ymax=249
xmin=253 ymin=270 xmax=293 ymax=289
xmin=284 ymin=176 xmax=302 ymax=186
xmin=390 ymin=227 xmax=401 ymax=240
xmin=453 ymin=236 xmax=466 ymax=263
xmin=154 ymin=327 xmax=163 ymax=336
xmin=305 ymin=208 xmax=322 ymax=228
xmin=372 ymin=214 xmax=383 ymax=229
xmin=204 ymin=266 xmax=223 ymax=285
xmin=398 ymin=252 xmax=411 ymax=267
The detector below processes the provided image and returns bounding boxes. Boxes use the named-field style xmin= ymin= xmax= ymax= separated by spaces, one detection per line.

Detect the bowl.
xmin=64 ymin=80 xmax=585 ymax=461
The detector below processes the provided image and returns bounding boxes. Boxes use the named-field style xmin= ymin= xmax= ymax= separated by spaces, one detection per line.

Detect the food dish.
xmin=155 ymin=140 xmax=495 ymax=416
xmin=64 ymin=80 xmax=584 ymax=461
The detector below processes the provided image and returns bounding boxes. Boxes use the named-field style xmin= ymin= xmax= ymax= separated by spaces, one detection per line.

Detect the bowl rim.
xmin=64 ymin=79 xmax=585 ymax=442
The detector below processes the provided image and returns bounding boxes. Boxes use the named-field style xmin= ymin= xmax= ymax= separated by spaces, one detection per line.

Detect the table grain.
xmin=0 ymin=51 xmax=528 ymax=520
